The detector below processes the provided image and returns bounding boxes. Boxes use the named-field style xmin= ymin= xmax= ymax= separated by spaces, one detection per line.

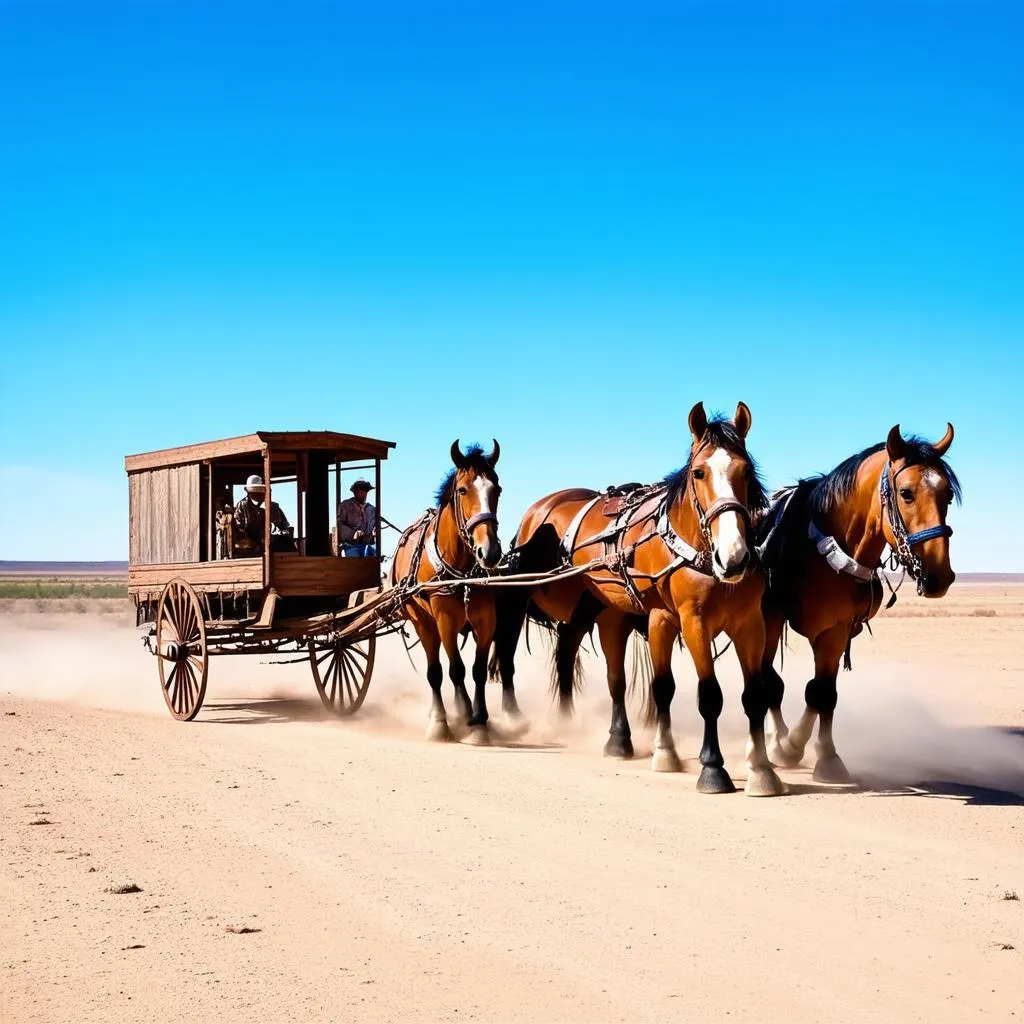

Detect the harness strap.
xmin=655 ymin=504 xmax=705 ymax=566
xmin=560 ymin=496 xmax=603 ymax=561
xmin=905 ymin=523 xmax=953 ymax=546
xmin=463 ymin=510 xmax=497 ymax=534
xmin=808 ymin=520 xmax=876 ymax=582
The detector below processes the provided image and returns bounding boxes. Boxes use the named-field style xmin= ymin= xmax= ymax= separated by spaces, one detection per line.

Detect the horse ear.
xmin=886 ymin=425 xmax=909 ymax=462
xmin=450 ymin=439 xmax=466 ymax=469
xmin=734 ymin=401 xmax=752 ymax=440
xmin=688 ymin=402 xmax=708 ymax=443
xmin=487 ymin=438 xmax=500 ymax=466
xmin=932 ymin=422 xmax=954 ymax=456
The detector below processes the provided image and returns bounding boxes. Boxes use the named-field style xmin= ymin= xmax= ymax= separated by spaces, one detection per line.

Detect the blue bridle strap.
xmin=905 ymin=523 xmax=953 ymax=547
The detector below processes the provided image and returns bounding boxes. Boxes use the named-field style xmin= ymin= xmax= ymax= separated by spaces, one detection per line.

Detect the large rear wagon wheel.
xmin=156 ymin=579 xmax=209 ymax=721
xmin=308 ymin=636 xmax=375 ymax=716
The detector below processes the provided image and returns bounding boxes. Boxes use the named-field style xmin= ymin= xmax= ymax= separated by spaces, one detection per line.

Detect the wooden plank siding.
xmin=128 ymin=465 xmax=201 ymax=566
xmin=270 ymin=554 xmax=380 ymax=597
xmin=127 ymin=558 xmax=264 ymax=595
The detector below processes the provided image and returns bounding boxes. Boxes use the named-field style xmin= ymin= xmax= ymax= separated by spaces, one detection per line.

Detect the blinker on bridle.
xmin=880 ymin=460 xmax=953 ymax=593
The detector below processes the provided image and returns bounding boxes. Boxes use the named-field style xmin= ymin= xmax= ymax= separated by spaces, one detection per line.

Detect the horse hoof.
xmin=603 ymin=736 xmax=634 ymax=759
xmin=813 ymin=754 xmax=853 ymax=784
xmin=425 ymin=718 xmax=452 ymax=742
xmin=770 ymin=739 xmax=805 ymax=768
xmin=745 ymin=766 xmax=787 ymax=797
xmin=696 ymin=766 xmax=737 ymax=795
xmin=651 ymin=747 xmax=682 ymax=773
xmin=463 ymin=726 xmax=491 ymax=747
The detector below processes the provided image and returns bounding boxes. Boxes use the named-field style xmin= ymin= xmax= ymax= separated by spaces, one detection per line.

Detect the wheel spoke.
xmin=341 ymin=652 xmax=357 ymax=708
xmin=327 ymin=653 xmax=339 ymax=706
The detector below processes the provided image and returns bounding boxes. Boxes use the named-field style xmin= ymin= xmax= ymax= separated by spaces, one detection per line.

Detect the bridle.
xmin=879 ymin=460 xmax=953 ymax=595
xmin=422 ymin=473 xmax=499 ymax=582
xmin=452 ymin=483 xmax=498 ymax=548
xmin=687 ymin=441 xmax=754 ymax=553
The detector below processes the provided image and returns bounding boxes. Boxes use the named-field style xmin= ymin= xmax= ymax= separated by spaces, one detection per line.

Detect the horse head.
xmin=449 ymin=439 xmax=503 ymax=569
xmin=686 ymin=401 xmax=763 ymax=583
xmin=883 ymin=423 xmax=958 ymax=597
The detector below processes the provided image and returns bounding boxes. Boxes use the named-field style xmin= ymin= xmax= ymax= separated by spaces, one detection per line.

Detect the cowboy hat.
xmin=350 ymin=479 xmax=374 ymax=492
xmin=245 ymin=474 xmax=266 ymax=494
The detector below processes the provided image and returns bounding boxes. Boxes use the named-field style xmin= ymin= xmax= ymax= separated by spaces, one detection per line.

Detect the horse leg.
xmin=681 ymin=613 xmax=736 ymax=794
xmin=436 ymin=603 xmax=474 ymax=727
xmin=809 ymin=626 xmax=853 ymax=784
xmin=552 ymin=592 xmax=600 ymax=718
xmin=646 ymin=608 xmax=682 ymax=772
xmin=730 ymin=616 xmax=785 ymax=797
xmin=777 ymin=623 xmax=847 ymax=772
xmin=597 ymin=610 xmax=633 ymax=759
xmin=492 ymin=586 xmax=527 ymax=720
xmin=762 ymin=612 xmax=798 ymax=766
xmin=410 ymin=610 xmax=450 ymax=742
xmin=464 ymin=595 xmax=496 ymax=744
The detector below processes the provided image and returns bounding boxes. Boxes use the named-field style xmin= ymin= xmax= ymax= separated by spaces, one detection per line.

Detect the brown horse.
xmin=757 ymin=423 xmax=959 ymax=782
xmin=494 ymin=402 xmax=785 ymax=796
xmin=390 ymin=441 xmax=503 ymax=742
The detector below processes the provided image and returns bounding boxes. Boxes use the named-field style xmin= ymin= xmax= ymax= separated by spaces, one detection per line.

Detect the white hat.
xmin=245 ymin=474 xmax=266 ymax=493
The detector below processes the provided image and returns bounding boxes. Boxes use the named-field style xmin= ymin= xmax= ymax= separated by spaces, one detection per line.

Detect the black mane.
xmin=435 ymin=445 xmax=499 ymax=507
xmin=661 ymin=417 xmax=769 ymax=512
xmin=806 ymin=437 xmax=962 ymax=516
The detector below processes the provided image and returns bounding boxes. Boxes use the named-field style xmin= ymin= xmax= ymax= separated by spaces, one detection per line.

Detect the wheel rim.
xmin=309 ymin=636 xmax=375 ymax=716
xmin=156 ymin=579 xmax=208 ymax=721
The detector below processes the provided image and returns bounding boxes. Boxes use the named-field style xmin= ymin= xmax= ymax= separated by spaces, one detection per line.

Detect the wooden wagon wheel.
xmin=155 ymin=578 xmax=209 ymax=721
xmin=308 ymin=636 xmax=376 ymax=716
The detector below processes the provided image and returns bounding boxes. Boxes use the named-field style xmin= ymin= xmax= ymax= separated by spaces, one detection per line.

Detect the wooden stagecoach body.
xmin=125 ymin=430 xmax=396 ymax=721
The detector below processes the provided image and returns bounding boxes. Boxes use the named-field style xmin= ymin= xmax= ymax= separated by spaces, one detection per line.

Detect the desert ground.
xmin=2 ymin=579 xmax=1023 ymax=1023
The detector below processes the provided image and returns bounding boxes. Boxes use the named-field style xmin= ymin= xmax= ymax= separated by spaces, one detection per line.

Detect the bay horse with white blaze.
xmin=494 ymin=403 xmax=785 ymax=796
xmin=757 ymin=423 xmax=959 ymax=782
xmin=390 ymin=441 xmax=503 ymax=743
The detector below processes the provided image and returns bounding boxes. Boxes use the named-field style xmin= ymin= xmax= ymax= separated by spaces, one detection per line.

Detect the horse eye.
xmin=457 ymin=486 xmax=468 ymax=496
xmin=899 ymin=488 xmax=914 ymax=503
xmin=692 ymin=469 xmax=705 ymax=480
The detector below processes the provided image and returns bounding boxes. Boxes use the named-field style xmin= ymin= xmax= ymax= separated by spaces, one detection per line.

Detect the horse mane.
xmin=806 ymin=438 xmax=963 ymax=516
xmin=434 ymin=444 xmax=499 ymax=507
xmin=661 ymin=417 xmax=769 ymax=513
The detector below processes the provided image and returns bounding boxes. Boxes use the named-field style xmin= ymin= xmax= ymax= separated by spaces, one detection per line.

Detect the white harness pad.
xmin=808 ymin=520 xmax=876 ymax=581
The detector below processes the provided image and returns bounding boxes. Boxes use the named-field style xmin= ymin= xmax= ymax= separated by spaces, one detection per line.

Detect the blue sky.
xmin=1 ymin=1 xmax=1021 ymax=568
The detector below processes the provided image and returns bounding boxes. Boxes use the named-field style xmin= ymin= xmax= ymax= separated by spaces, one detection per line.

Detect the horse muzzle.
xmin=921 ymin=570 xmax=955 ymax=598
xmin=713 ymin=549 xmax=751 ymax=584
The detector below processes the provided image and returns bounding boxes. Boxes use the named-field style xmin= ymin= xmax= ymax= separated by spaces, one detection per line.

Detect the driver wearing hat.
xmin=233 ymin=474 xmax=291 ymax=552
xmin=337 ymin=479 xmax=378 ymax=557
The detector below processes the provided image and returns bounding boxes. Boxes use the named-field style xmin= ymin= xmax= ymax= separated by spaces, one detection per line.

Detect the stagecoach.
xmin=126 ymin=430 xmax=397 ymax=721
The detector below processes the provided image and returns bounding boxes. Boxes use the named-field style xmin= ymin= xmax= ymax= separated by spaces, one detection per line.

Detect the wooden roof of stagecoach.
xmin=125 ymin=430 xmax=396 ymax=473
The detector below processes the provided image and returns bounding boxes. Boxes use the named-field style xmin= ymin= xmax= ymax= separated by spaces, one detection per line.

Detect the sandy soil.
xmin=2 ymin=584 xmax=1023 ymax=1023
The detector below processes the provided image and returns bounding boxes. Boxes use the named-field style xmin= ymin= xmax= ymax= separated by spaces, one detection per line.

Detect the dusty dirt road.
xmin=2 ymin=583 xmax=1023 ymax=1022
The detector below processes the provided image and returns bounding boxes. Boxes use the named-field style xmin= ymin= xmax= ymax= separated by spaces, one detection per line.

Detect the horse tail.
xmin=627 ymin=629 xmax=657 ymax=727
